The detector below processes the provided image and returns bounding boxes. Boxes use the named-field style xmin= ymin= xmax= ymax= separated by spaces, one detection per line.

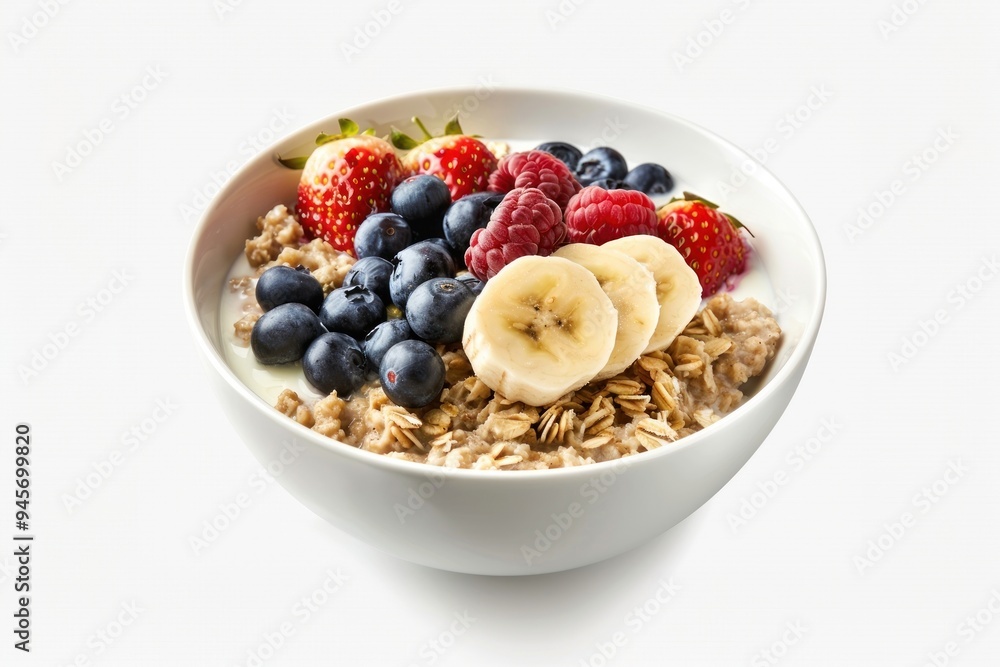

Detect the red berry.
xmin=283 ymin=121 xmax=401 ymax=255
xmin=488 ymin=150 xmax=581 ymax=210
xmin=392 ymin=117 xmax=497 ymax=201
xmin=464 ymin=188 xmax=566 ymax=281
xmin=656 ymin=192 xmax=749 ymax=297
xmin=564 ymin=185 xmax=658 ymax=245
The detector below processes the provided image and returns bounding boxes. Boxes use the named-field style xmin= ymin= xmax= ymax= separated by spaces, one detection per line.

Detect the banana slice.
xmin=462 ymin=255 xmax=618 ymax=406
xmin=553 ymin=243 xmax=659 ymax=381
xmin=603 ymin=235 xmax=701 ymax=353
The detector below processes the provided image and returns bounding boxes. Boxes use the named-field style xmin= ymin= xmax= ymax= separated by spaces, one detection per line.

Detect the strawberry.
xmin=279 ymin=118 xmax=401 ymax=254
xmin=656 ymin=191 xmax=751 ymax=297
xmin=391 ymin=116 xmax=497 ymax=201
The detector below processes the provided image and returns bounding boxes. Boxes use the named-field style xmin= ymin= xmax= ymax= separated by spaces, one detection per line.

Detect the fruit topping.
xmin=319 ymin=285 xmax=386 ymax=340
xmin=564 ymin=185 xmax=658 ymax=245
xmin=353 ymin=213 xmax=412 ymax=261
xmin=574 ymin=146 xmax=628 ymax=186
xmin=390 ymin=174 xmax=452 ymax=240
xmin=303 ymin=332 xmax=368 ymax=395
xmin=534 ymin=141 xmax=583 ymax=172
xmin=442 ymin=192 xmax=504 ymax=267
xmin=405 ymin=277 xmax=476 ymax=345
xmin=363 ymin=319 xmax=414 ymax=378
xmin=623 ymin=162 xmax=674 ymax=195
xmin=487 ymin=149 xmax=581 ymax=210
xmin=462 ymin=255 xmax=618 ymax=406
xmin=603 ymin=235 xmax=702 ymax=353
xmin=391 ymin=116 xmax=498 ymax=201
xmin=656 ymin=192 xmax=750 ymax=297
xmin=455 ymin=273 xmax=485 ymax=296
xmin=379 ymin=340 xmax=446 ymax=409
xmin=254 ymin=265 xmax=323 ymax=313
xmin=552 ymin=243 xmax=659 ymax=381
xmin=389 ymin=239 xmax=456 ymax=308
xmin=342 ymin=256 xmax=394 ymax=305
xmin=280 ymin=118 xmax=401 ymax=254
xmin=250 ymin=303 xmax=325 ymax=365
xmin=464 ymin=187 xmax=566 ymax=282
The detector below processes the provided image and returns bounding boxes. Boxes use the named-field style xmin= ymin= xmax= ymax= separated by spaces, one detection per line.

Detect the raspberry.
xmin=464 ymin=188 xmax=566 ymax=281
xmin=488 ymin=150 xmax=581 ymax=210
xmin=564 ymin=185 xmax=658 ymax=245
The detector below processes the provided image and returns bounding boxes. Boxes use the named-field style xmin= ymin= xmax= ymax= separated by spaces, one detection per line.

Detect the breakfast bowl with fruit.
xmin=185 ymin=87 xmax=825 ymax=575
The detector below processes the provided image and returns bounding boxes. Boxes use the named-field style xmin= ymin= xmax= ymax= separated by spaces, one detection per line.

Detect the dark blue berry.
xmin=363 ymin=319 xmax=414 ymax=378
xmin=423 ymin=237 xmax=453 ymax=255
xmin=379 ymin=340 xmax=445 ymax=408
xmin=390 ymin=175 xmax=451 ymax=240
xmin=589 ymin=178 xmax=634 ymax=191
xmin=575 ymin=147 xmax=628 ymax=186
xmin=405 ymin=278 xmax=475 ymax=344
xmin=302 ymin=332 xmax=367 ymax=396
xmin=343 ymin=256 xmax=393 ymax=305
xmin=442 ymin=192 xmax=504 ymax=266
xmin=255 ymin=265 xmax=323 ymax=313
xmin=389 ymin=240 xmax=456 ymax=309
xmin=623 ymin=163 xmax=674 ymax=195
xmin=319 ymin=285 xmax=385 ymax=339
xmin=535 ymin=141 xmax=583 ymax=172
xmin=353 ymin=213 xmax=413 ymax=260
xmin=250 ymin=303 xmax=325 ymax=365
xmin=456 ymin=273 xmax=484 ymax=296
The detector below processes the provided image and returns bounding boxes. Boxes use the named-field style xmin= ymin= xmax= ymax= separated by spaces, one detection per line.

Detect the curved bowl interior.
xmin=185 ymin=87 xmax=826 ymax=575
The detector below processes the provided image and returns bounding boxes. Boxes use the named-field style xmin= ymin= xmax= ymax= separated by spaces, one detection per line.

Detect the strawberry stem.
xmin=412 ymin=117 xmax=433 ymax=142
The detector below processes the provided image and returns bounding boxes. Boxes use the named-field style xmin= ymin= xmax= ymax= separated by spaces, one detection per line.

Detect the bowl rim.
xmin=183 ymin=84 xmax=827 ymax=482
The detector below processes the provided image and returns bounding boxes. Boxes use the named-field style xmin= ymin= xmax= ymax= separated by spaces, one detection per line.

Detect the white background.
xmin=3 ymin=0 xmax=999 ymax=665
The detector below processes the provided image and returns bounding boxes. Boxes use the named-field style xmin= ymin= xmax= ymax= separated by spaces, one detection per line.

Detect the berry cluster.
xmin=263 ymin=120 xmax=753 ymax=408
xmin=251 ymin=228 xmax=478 ymax=408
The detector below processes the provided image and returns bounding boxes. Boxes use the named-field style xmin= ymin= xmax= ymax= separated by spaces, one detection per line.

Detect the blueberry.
xmin=363 ymin=319 xmax=414 ymax=378
xmin=343 ymin=256 xmax=393 ymax=305
xmin=589 ymin=178 xmax=634 ymax=191
xmin=353 ymin=213 xmax=412 ymax=260
xmin=302 ymin=332 xmax=368 ymax=396
xmin=405 ymin=278 xmax=476 ymax=344
xmin=442 ymin=192 xmax=504 ymax=266
xmin=575 ymin=147 xmax=628 ymax=186
xmin=423 ymin=237 xmax=453 ymax=255
xmin=250 ymin=303 xmax=325 ymax=365
xmin=319 ymin=285 xmax=385 ymax=339
xmin=535 ymin=141 xmax=583 ymax=171
xmin=456 ymin=273 xmax=485 ymax=296
xmin=623 ymin=163 xmax=674 ymax=195
xmin=254 ymin=265 xmax=323 ymax=313
xmin=379 ymin=340 xmax=445 ymax=409
xmin=389 ymin=240 xmax=456 ymax=309
xmin=390 ymin=175 xmax=451 ymax=240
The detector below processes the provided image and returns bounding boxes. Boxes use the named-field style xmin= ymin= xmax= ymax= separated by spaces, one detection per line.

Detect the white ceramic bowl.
xmin=184 ymin=87 xmax=826 ymax=576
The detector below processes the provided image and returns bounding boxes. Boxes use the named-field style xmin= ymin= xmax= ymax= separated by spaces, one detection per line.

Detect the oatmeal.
xmin=269 ymin=293 xmax=779 ymax=470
